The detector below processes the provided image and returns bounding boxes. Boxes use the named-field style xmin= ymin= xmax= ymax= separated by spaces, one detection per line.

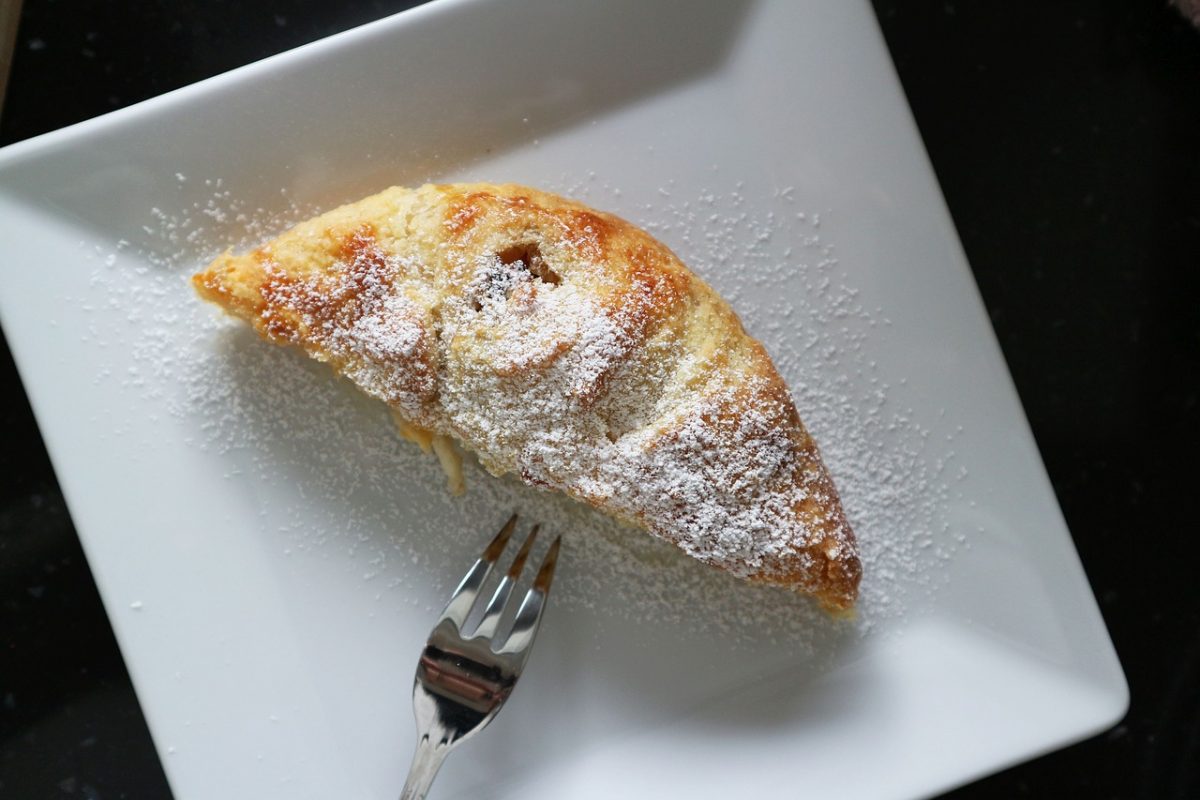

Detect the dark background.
xmin=1 ymin=1 xmax=1197 ymax=797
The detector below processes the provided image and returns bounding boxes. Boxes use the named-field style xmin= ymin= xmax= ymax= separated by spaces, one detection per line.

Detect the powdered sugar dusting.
xmin=230 ymin=185 xmax=857 ymax=605
xmin=256 ymin=238 xmax=436 ymax=417
xmin=603 ymin=379 xmax=822 ymax=575
xmin=611 ymin=181 xmax=964 ymax=618
xmin=83 ymin=178 xmax=963 ymax=658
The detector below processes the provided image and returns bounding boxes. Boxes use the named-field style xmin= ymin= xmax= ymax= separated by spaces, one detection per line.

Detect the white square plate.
xmin=0 ymin=1 xmax=1126 ymax=798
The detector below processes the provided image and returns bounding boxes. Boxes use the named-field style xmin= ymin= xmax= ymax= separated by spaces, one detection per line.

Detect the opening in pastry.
xmin=497 ymin=242 xmax=561 ymax=286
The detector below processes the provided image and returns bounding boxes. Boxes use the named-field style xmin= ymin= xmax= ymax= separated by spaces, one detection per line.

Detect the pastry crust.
xmin=193 ymin=183 xmax=861 ymax=610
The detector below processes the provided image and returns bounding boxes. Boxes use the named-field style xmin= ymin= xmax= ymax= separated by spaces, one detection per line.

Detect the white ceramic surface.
xmin=0 ymin=1 xmax=1126 ymax=798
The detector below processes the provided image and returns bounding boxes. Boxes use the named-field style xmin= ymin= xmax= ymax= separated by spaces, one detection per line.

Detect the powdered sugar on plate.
xmin=82 ymin=177 xmax=965 ymax=658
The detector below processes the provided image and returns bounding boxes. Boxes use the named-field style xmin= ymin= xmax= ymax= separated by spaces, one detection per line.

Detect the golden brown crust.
xmin=192 ymin=183 xmax=861 ymax=610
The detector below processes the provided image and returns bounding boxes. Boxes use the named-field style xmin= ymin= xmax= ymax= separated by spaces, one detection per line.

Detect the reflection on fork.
xmin=400 ymin=514 xmax=561 ymax=800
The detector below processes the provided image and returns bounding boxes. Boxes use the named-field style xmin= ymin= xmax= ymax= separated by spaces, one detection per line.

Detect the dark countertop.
xmin=1 ymin=2 xmax=1197 ymax=797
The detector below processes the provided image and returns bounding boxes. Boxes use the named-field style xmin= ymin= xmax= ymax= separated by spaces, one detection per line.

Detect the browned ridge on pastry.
xmin=193 ymin=183 xmax=861 ymax=611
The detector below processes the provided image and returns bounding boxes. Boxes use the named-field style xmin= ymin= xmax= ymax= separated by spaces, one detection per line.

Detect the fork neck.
xmin=399 ymin=734 xmax=452 ymax=800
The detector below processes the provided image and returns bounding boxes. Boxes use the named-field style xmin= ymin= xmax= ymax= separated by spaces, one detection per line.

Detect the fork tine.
xmin=507 ymin=524 xmax=540 ymax=579
xmin=439 ymin=514 xmax=518 ymax=628
xmin=481 ymin=513 xmax=520 ymax=562
xmin=532 ymin=534 xmax=561 ymax=593
xmin=472 ymin=525 xmax=539 ymax=640
xmin=496 ymin=536 xmax=561 ymax=656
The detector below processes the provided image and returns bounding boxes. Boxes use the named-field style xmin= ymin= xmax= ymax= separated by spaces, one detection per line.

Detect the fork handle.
xmin=400 ymin=734 xmax=451 ymax=800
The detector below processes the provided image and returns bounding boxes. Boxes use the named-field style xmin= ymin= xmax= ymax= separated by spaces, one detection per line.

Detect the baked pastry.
xmin=193 ymin=183 xmax=861 ymax=610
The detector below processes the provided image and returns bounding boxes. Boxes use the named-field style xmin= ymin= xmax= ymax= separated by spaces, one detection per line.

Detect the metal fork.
xmin=400 ymin=514 xmax=561 ymax=800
